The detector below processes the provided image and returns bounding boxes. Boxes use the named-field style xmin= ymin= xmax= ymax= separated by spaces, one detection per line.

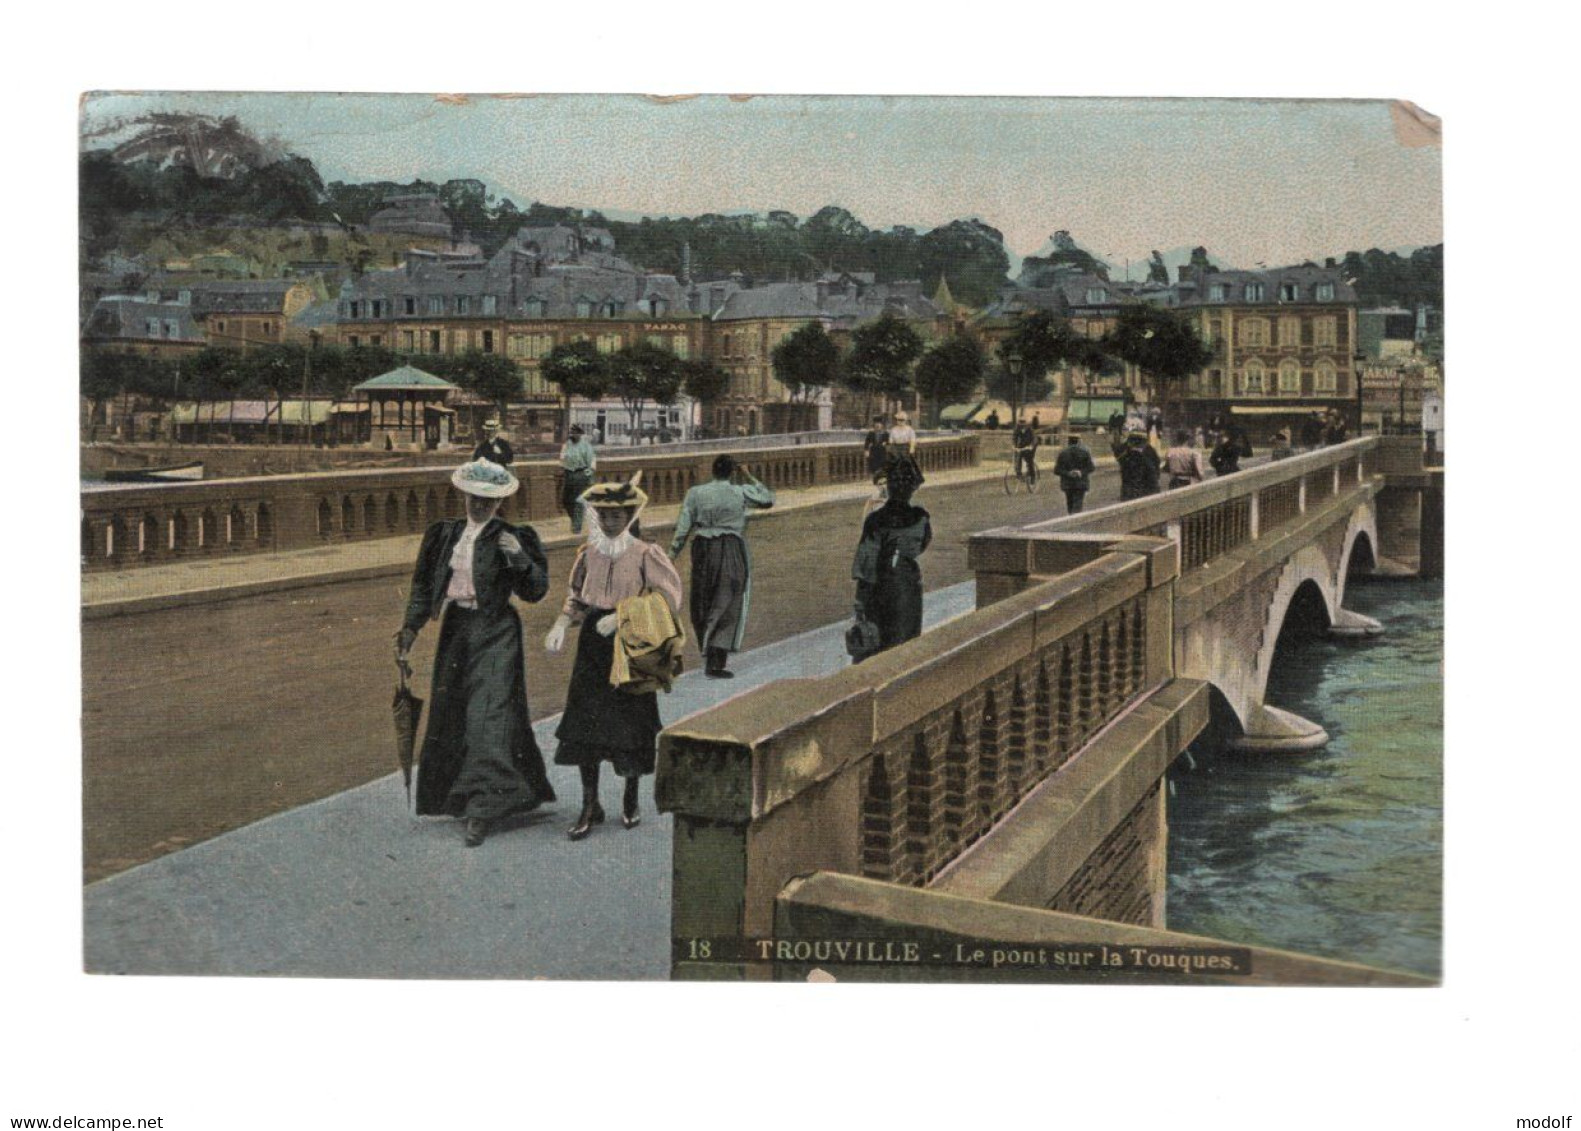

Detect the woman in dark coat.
xmin=544 ymin=476 xmax=684 ymax=840
xmin=852 ymin=455 xmax=932 ymax=658
xmin=395 ymin=459 xmax=555 ymax=847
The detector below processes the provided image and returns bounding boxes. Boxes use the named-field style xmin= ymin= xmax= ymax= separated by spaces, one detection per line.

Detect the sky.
xmin=81 ymin=92 xmax=1441 ymax=271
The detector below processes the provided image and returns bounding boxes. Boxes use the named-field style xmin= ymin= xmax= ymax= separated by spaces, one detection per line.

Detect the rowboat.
xmin=102 ymin=461 xmax=205 ymax=484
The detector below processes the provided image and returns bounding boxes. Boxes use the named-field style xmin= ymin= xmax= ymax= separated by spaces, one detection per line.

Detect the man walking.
xmin=1113 ymin=429 xmax=1161 ymax=500
xmin=559 ymin=423 xmax=597 ymax=534
xmin=863 ymin=415 xmax=889 ymax=481
xmin=669 ymin=455 xmax=775 ymax=679
xmin=1053 ymin=432 xmax=1096 ymax=514
xmin=472 ymin=418 xmax=514 ymax=467
xmin=1164 ymin=430 xmax=1208 ymax=489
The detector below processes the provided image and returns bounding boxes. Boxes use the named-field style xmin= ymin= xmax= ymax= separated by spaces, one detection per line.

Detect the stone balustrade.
xmin=79 ymin=434 xmax=978 ymax=571
xmin=969 ymin=437 xmax=1380 ymax=605
xmin=657 ymin=530 xmax=1187 ymax=979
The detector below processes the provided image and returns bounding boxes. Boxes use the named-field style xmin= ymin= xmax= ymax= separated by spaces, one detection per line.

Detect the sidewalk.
xmin=83 ymin=581 xmax=979 ymax=978
xmin=81 ymin=461 xmax=1009 ymax=618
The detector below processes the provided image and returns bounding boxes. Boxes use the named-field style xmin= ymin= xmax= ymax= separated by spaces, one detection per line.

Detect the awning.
xmin=276 ymin=401 xmax=332 ymax=426
xmin=171 ymin=401 xmax=278 ymax=425
xmin=939 ymin=401 xmax=981 ymax=424
xmin=1065 ymin=396 xmax=1127 ymax=425
xmin=1230 ymin=405 xmax=1321 ymax=415
xmin=966 ymin=399 xmax=1013 ymax=423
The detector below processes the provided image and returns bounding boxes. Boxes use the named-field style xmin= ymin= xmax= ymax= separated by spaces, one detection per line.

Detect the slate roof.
xmin=1174 ymin=266 xmax=1356 ymax=307
xmin=187 ymin=279 xmax=306 ymax=315
xmin=712 ymin=279 xmax=942 ymax=326
xmin=81 ymin=297 xmax=205 ymax=343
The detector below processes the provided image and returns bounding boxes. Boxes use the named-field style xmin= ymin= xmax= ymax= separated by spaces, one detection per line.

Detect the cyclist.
xmin=1011 ymin=416 xmax=1040 ymax=486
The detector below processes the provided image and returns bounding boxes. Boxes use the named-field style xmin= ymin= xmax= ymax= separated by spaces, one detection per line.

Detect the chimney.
xmin=681 ymin=241 xmax=693 ymax=286
xmin=1177 ymin=265 xmax=1195 ymax=284
xmin=1324 ymin=257 xmax=1337 ymax=269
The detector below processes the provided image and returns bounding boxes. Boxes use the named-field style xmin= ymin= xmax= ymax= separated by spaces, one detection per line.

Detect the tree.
xmin=1101 ymin=305 xmax=1213 ymax=422
xmin=993 ymin=310 xmax=1092 ymax=422
xmin=913 ymin=334 xmax=987 ymax=425
xmin=608 ymin=341 xmax=684 ymax=444
xmin=541 ymin=340 xmax=609 ymax=440
xmin=680 ymin=358 xmax=729 ymax=406
xmin=1148 ymin=251 xmax=1170 ymax=285
xmin=842 ymin=314 xmax=925 ymax=417
xmin=449 ymin=350 xmax=523 ymax=421
xmin=770 ymin=321 xmax=840 ymax=403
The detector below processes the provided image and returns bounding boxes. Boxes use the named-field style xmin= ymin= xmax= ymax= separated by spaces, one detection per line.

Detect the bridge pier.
xmin=1227 ymin=704 xmax=1330 ymax=754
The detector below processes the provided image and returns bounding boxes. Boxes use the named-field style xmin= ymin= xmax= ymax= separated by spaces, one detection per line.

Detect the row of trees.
xmin=539 ymin=342 xmax=728 ymax=440
xmin=765 ymin=303 xmax=1213 ymax=426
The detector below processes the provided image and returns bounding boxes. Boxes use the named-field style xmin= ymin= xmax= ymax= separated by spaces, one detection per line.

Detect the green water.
xmin=1166 ymin=580 xmax=1443 ymax=977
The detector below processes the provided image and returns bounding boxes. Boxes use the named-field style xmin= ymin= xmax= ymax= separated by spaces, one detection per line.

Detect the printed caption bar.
xmin=675 ymin=937 xmax=1253 ymax=975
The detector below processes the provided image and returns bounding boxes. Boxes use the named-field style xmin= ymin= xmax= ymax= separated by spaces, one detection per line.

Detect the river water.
xmin=1165 ymin=579 xmax=1443 ymax=977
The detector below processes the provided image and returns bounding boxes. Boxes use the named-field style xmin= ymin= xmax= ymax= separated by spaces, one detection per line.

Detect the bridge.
xmin=657 ymin=434 xmax=1439 ymax=982
xmin=80 ymin=432 xmax=1440 ymax=984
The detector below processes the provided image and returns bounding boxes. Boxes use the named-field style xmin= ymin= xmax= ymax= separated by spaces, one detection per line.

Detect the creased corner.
xmin=1390 ymin=101 xmax=1441 ymax=148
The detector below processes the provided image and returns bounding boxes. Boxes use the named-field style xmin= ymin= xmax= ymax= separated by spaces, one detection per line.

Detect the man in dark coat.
xmin=863 ymin=416 xmax=889 ymax=480
xmin=1053 ymin=433 xmax=1096 ymax=514
xmin=1300 ymin=412 xmax=1325 ymax=450
xmin=395 ymin=459 xmax=554 ymax=846
xmin=472 ymin=418 xmax=514 ymax=467
xmin=1112 ymin=430 xmax=1161 ymax=500
xmin=1211 ymin=429 xmax=1251 ymax=476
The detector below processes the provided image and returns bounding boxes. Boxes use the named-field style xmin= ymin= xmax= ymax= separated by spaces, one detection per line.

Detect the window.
xmin=1278 ymin=316 xmax=1301 ymax=348
xmin=1242 ymin=359 xmax=1266 ymax=395
xmin=1206 ymin=318 xmax=1222 ymax=344
xmin=146 ymin=318 xmax=160 ymax=337
xmin=371 ymin=335 xmax=382 ymax=347
xmin=647 ymin=297 xmax=668 ymax=317
xmin=1244 ymin=282 xmax=1265 ymax=302
xmin=482 ymin=295 xmax=497 ymax=316
xmin=427 ymin=296 xmax=444 ymax=316
xmin=349 ymin=335 xmax=360 ymax=348
xmin=482 ymin=330 xmax=494 ymax=353
xmin=371 ymin=300 xmax=383 ymax=318
xmin=1278 ymin=358 xmax=1301 ymax=395
xmin=1315 ymin=358 xmax=1338 ymax=393
xmin=1239 ymin=318 xmax=1269 ymax=347
xmin=428 ymin=330 xmax=441 ymax=352
xmin=524 ymin=297 xmax=547 ymax=318
xmin=164 ymin=320 xmax=178 ymax=338
xmin=349 ymin=301 xmax=361 ymax=318
xmin=602 ymin=300 xmax=620 ymax=318
xmin=217 ymin=320 xmax=226 ymax=333
xmin=513 ymin=333 xmax=554 ymax=359
xmin=1315 ymin=282 xmax=1335 ymax=302
xmin=404 ymin=297 xmax=416 ymax=316
xmin=402 ymin=330 xmax=415 ymax=351
xmin=456 ymin=295 xmax=471 ymax=316
xmin=1085 ymin=286 xmax=1107 ymax=304
xmin=672 ymin=334 xmax=690 ymax=359
xmin=1314 ymin=317 xmax=1338 ymax=348
xmin=646 ymin=335 xmax=667 ymax=350
xmin=1280 ymin=283 xmax=1299 ymax=302
xmin=596 ymin=333 xmax=621 ymax=354
xmin=1209 ymin=283 xmax=1229 ymax=302
xmin=576 ymin=298 xmax=593 ymax=319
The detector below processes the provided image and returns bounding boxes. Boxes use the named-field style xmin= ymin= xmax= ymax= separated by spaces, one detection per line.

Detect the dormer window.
xmin=1315 ymin=282 xmax=1335 ymax=302
xmin=576 ymin=298 xmax=593 ymax=319
xmin=371 ymin=300 xmax=383 ymax=318
xmin=647 ymin=297 xmax=668 ymax=317
xmin=1085 ymin=287 xmax=1107 ymax=304
xmin=1209 ymin=283 xmax=1228 ymax=303
xmin=602 ymin=300 xmax=620 ymax=318
xmin=404 ymin=296 xmax=416 ymax=315
xmin=349 ymin=301 xmax=362 ymax=318
xmin=456 ymin=295 xmax=471 ymax=316
xmin=482 ymin=295 xmax=497 ymax=316
xmin=427 ymin=296 xmax=443 ymax=316
xmin=1280 ymin=283 xmax=1299 ymax=302
xmin=1244 ymin=283 xmax=1265 ymax=302
xmin=525 ymin=297 xmax=547 ymax=318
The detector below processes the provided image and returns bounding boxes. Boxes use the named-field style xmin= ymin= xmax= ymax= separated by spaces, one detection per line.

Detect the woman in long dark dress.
xmin=852 ymin=456 xmax=932 ymax=658
xmin=395 ymin=459 xmax=556 ymax=847
xmin=543 ymin=477 xmax=684 ymax=840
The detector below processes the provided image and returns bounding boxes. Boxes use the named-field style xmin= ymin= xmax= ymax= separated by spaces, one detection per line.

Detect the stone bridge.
xmin=656 ymin=435 xmax=1439 ymax=984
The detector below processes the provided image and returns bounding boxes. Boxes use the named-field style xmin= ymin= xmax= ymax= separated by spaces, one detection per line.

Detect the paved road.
xmin=82 ymin=455 xmax=1155 ymax=881
xmin=84 ymin=583 xmax=979 ymax=978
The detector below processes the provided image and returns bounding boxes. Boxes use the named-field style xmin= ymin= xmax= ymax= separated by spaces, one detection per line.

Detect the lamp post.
xmin=1353 ymin=350 xmax=1366 ymax=433
xmin=1004 ymin=346 xmax=1024 ymax=428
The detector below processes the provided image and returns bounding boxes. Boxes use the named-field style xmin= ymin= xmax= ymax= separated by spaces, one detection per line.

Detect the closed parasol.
xmin=392 ymin=657 xmax=424 ymax=804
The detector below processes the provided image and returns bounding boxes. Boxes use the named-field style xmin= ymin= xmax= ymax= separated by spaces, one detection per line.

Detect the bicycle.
xmin=1003 ymin=448 xmax=1041 ymax=494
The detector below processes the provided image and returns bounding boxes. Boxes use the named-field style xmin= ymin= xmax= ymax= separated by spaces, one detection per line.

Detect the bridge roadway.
xmin=82 ymin=449 xmax=1266 ymax=885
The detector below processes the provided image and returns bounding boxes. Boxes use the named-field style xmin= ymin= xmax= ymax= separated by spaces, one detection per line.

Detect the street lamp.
xmin=1004 ymin=346 xmax=1024 ymax=427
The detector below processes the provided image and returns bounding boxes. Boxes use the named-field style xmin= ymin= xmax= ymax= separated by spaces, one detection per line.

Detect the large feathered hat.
xmin=451 ymin=458 xmax=519 ymax=498
xmin=579 ymin=470 xmax=648 ymax=510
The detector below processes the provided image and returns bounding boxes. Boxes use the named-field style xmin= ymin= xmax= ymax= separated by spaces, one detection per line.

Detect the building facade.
xmin=81 ymin=295 xmax=207 ymax=359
